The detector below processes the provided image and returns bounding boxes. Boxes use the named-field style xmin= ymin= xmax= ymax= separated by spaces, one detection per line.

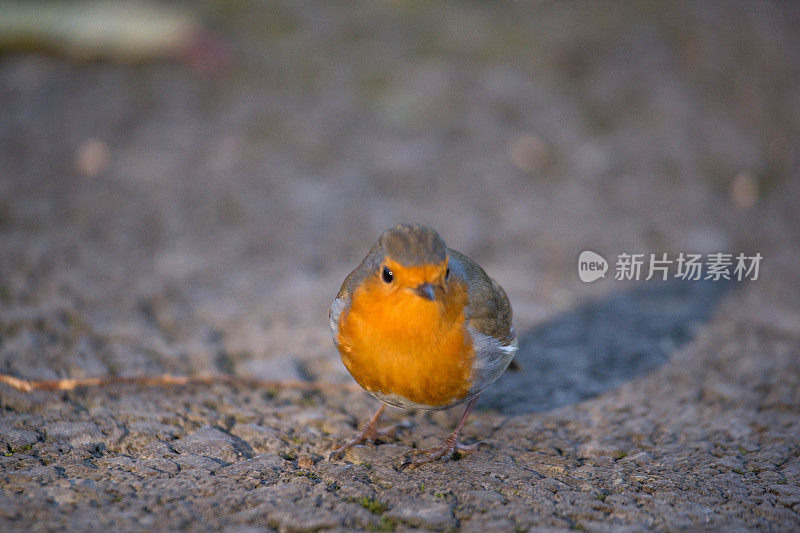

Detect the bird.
xmin=328 ymin=224 xmax=517 ymax=466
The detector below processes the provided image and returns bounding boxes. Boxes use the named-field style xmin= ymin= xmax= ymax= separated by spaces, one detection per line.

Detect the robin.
xmin=329 ymin=224 xmax=517 ymax=466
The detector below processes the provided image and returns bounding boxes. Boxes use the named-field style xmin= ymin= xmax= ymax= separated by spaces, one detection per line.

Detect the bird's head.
xmin=374 ymin=224 xmax=452 ymax=303
xmin=338 ymin=224 xmax=469 ymax=349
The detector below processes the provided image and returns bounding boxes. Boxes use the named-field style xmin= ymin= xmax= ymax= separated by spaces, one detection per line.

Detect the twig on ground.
xmin=0 ymin=373 xmax=360 ymax=393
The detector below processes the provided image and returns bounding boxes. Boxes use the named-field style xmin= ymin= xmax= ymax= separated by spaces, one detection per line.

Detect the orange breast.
xmin=337 ymin=275 xmax=473 ymax=407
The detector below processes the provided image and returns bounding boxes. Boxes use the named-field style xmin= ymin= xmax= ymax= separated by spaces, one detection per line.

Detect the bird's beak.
xmin=414 ymin=282 xmax=436 ymax=301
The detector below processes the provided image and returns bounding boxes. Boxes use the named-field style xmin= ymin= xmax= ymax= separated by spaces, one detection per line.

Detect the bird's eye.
xmin=445 ymin=267 xmax=450 ymax=281
xmin=381 ymin=266 xmax=394 ymax=283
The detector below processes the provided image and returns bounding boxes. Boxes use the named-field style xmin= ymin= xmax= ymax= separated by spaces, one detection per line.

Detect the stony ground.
xmin=1 ymin=1 xmax=799 ymax=531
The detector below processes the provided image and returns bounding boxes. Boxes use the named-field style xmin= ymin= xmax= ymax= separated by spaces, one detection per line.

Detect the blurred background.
xmin=1 ymin=1 xmax=798 ymax=386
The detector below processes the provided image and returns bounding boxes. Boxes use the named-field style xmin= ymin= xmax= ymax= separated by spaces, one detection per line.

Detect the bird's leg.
xmin=329 ymin=404 xmax=387 ymax=460
xmin=402 ymin=395 xmax=481 ymax=468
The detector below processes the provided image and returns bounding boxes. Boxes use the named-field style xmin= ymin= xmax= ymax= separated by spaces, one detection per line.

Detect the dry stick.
xmin=0 ymin=373 xmax=361 ymax=394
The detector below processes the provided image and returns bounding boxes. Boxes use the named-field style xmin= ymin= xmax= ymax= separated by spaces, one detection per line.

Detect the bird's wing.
xmin=449 ymin=248 xmax=516 ymax=398
xmin=447 ymin=248 xmax=515 ymax=346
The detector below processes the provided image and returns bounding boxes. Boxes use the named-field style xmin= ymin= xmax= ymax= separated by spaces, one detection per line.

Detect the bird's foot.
xmin=328 ymin=425 xmax=402 ymax=460
xmin=329 ymin=419 xmax=406 ymax=461
xmin=401 ymin=437 xmax=482 ymax=468
xmin=330 ymin=404 xmax=384 ymax=461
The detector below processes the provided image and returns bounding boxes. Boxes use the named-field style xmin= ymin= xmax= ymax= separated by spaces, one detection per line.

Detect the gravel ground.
xmin=1 ymin=1 xmax=799 ymax=530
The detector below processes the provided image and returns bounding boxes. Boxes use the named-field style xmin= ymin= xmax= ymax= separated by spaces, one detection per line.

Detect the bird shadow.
xmin=480 ymin=279 xmax=734 ymax=415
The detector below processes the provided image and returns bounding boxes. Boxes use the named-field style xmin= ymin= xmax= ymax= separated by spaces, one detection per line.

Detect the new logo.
xmin=578 ymin=250 xmax=608 ymax=282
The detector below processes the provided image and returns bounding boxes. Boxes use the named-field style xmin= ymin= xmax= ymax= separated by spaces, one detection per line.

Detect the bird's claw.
xmin=401 ymin=439 xmax=483 ymax=469
xmin=329 ymin=424 xmax=406 ymax=461
xmin=328 ymin=441 xmax=360 ymax=461
xmin=328 ymin=429 xmax=373 ymax=461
